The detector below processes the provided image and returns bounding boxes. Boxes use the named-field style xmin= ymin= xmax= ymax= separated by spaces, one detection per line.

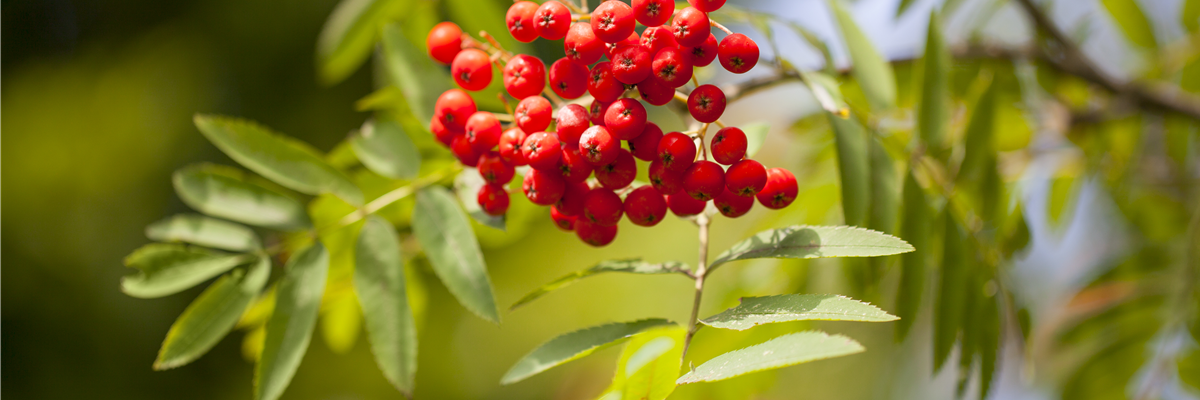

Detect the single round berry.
xmin=478 ymin=152 xmax=515 ymax=184
xmin=565 ymin=23 xmax=605 ymax=65
xmin=649 ymin=159 xmax=685 ymax=195
xmin=430 ymin=117 xmax=457 ymax=147
xmin=583 ymin=188 xmax=624 ymax=226
xmin=605 ymin=31 xmax=641 ymax=59
xmin=624 ymin=186 xmax=668 ymax=226
xmin=628 ymin=122 xmax=663 ymax=161
xmin=522 ymin=131 xmax=563 ymax=171
xmin=683 ymin=160 xmax=725 ymax=201
xmin=756 ymin=168 xmax=798 ymax=209
xmin=451 ymin=49 xmax=493 ymax=91
xmin=506 ymin=1 xmax=540 ymax=43
xmin=534 ymin=1 xmax=571 ymax=40
xmin=579 ymin=125 xmax=619 ymax=166
xmin=725 ymin=159 xmax=767 ymax=196
xmin=588 ymin=99 xmax=609 ymax=126
xmin=710 ymin=126 xmax=747 ymax=165
xmin=636 ymin=77 xmax=674 ymax=106
xmin=611 ymin=45 xmax=652 ymax=85
xmin=478 ymin=183 xmax=510 ymax=216
xmin=687 ymin=0 xmax=726 ymax=12
xmin=657 ymin=131 xmax=697 ymax=173
xmin=632 ymin=0 xmax=674 ymax=27
xmin=718 ymin=33 xmax=760 ymax=74
xmin=522 ymin=168 xmax=567 ymax=205
xmin=668 ymin=191 xmax=706 ymax=216
xmin=550 ymin=205 xmax=577 ymax=231
xmin=451 ymin=134 xmax=482 ymax=166
xmin=549 ymin=57 xmax=589 ymax=99
xmin=651 ymin=46 xmax=693 ymax=88
xmin=681 ymin=33 xmax=719 ymax=67
xmin=590 ymin=0 xmax=636 ymax=43
xmin=558 ymin=146 xmax=594 ymax=183
xmin=671 ymin=7 xmax=711 ymax=47
xmin=434 ymin=88 xmax=476 ymax=131
xmin=515 ymin=96 xmax=552 ymax=133
xmin=426 ymin=22 xmax=463 ymax=65
xmin=688 ymin=84 xmax=727 ymax=123
xmin=587 ymin=61 xmax=625 ymax=103
xmin=640 ymin=26 xmax=678 ymax=54
xmin=603 ymin=98 xmax=647 ymax=140
xmin=555 ymin=104 xmax=590 ymax=147
xmin=595 ymin=149 xmax=637 ymax=189
xmin=575 ymin=218 xmax=618 ymax=246
xmin=498 ymin=127 xmax=529 ymax=165
xmin=503 ymin=54 xmax=547 ymax=99
xmin=714 ymin=188 xmax=753 ymax=218
xmin=556 ymin=180 xmax=592 ymax=216
xmin=465 ymin=112 xmax=502 ymax=151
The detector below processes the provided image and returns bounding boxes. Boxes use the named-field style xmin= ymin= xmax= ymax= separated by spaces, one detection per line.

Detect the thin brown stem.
xmin=710 ymin=20 xmax=734 ymax=35
xmin=682 ymin=212 xmax=712 ymax=360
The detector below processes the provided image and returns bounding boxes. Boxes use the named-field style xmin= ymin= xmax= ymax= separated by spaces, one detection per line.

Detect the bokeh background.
xmin=3 ymin=0 xmax=1198 ymax=399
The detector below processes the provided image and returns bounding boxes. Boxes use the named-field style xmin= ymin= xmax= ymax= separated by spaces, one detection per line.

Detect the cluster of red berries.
xmin=422 ymin=0 xmax=798 ymax=247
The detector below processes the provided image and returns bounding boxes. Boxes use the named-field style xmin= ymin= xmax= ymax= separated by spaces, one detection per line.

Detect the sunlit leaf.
xmin=917 ymin=12 xmax=950 ymax=151
xmin=316 ymin=0 xmax=406 ymax=86
xmin=608 ymin=326 xmax=685 ymax=400
xmin=412 ymin=186 xmax=499 ymax=323
xmin=255 ymin=243 xmax=329 ymax=400
xmin=828 ymin=0 xmax=897 ymax=110
xmin=742 ymin=122 xmax=770 ymax=159
xmin=500 ymin=319 xmax=675 ymax=385
xmin=121 ymin=244 xmax=254 ymax=299
xmin=933 ymin=211 xmax=969 ymax=373
xmin=154 ymin=256 xmax=270 ymax=370
xmin=1099 ymin=0 xmax=1157 ymax=49
xmin=355 ymin=216 xmax=417 ymax=395
xmin=709 ymin=225 xmax=914 ymax=269
xmin=351 ymin=118 xmax=421 ymax=180
xmin=828 ymin=113 xmax=871 ymax=227
xmin=146 ymin=214 xmax=261 ymax=252
xmin=1185 ymin=0 xmax=1200 ymax=33
xmin=1048 ymin=174 xmax=1079 ymax=230
xmin=174 ymin=164 xmax=312 ymax=230
xmin=380 ymin=23 xmax=453 ymax=124
xmin=895 ymin=173 xmax=930 ymax=341
xmin=701 ymin=294 xmax=897 ymax=331
xmin=676 ymin=331 xmax=865 ymax=384
xmin=454 ymin=168 xmax=506 ymax=231
xmin=319 ymin=289 xmax=361 ymax=354
xmin=510 ymin=259 xmax=689 ymax=310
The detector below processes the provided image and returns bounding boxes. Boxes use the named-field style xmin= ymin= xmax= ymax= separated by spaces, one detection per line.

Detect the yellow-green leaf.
xmin=510 ymin=259 xmax=689 ymax=311
xmin=1100 ymin=0 xmax=1158 ymax=49
xmin=828 ymin=0 xmax=897 ymax=110
xmin=676 ymin=331 xmax=865 ymax=384
xmin=501 ymin=319 xmax=675 ymax=385
xmin=608 ymin=326 xmax=685 ymax=400
xmin=155 ymin=256 xmax=270 ymax=370
xmin=255 ymin=243 xmax=329 ymax=400
xmin=917 ymin=12 xmax=950 ymax=150
xmin=742 ymin=122 xmax=770 ymax=159
xmin=319 ymin=290 xmax=361 ymax=354
xmin=1184 ymin=0 xmax=1200 ymax=33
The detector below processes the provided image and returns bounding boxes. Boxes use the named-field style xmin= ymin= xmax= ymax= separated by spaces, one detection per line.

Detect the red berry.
xmin=555 ymin=104 xmax=590 ymax=147
xmin=478 ymin=152 xmax=515 ymax=184
xmin=434 ymin=89 xmax=476 ymax=132
xmin=668 ymin=191 xmax=706 ymax=216
xmin=671 ymin=7 xmax=711 ymax=47
xmin=565 ymin=23 xmax=605 ymax=65
xmin=478 ymin=183 xmax=510 ymax=216
xmin=687 ymin=84 xmax=726 ymax=123
xmin=451 ymin=134 xmax=482 ymax=166
xmin=506 ymin=2 xmax=540 ymax=43
xmin=710 ymin=126 xmax=747 ymax=165
xmin=549 ymin=57 xmax=589 ymax=99
xmin=595 ymin=149 xmax=637 ymax=189
xmin=534 ymin=1 xmax=571 ymax=40
xmin=558 ymin=146 xmax=594 ymax=183
xmin=718 ymin=33 xmax=760 ymax=74
xmin=515 ymin=96 xmax=552 ymax=133
xmin=451 ymin=49 xmax=493 ymax=91
xmin=611 ymin=45 xmax=652 ymax=84
xmin=628 ymin=122 xmax=663 ymax=161
xmin=590 ymin=0 xmax=635 ymax=43
xmin=522 ymin=168 xmax=566 ymax=205
xmin=556 ymin=180 xmax=591 ymax=216
xmin=714 ymin=188 xmax=753 ymax=217
xmin=603 ymin=98 xmax=647 ymax=140
xmin=651 ymin=47 xmax=693 ymax=88
xmin=522 ymin=131 xmax=563 ymax=171
xmin=426 ymin=22 xmax=463 ymax=65
xmin=632 ymin=0 xmax=674 ymax=27
xmin=605 ymin=31 xmax=641 ymax=59
xmin=657 ymin=132 xmax=697 ymax=173
xmin=725 ymin=159 xmax=767 ymax=196
xmin=636 ymin=77 xmax=674 ymax=106
xmin=579 ymin=125 xmax=619 ymax=166
xmin=649 ymin=159 xmax=685 ymax=195
xmin=683 ymin=160 xmax=725 ymax=200
xmin=756 ymin=168 xmax=798 ymax=209
xmin=587 ymin=61 xmax=625 ymax=103
xmin=583 ymin=188 xmax=624 ymax=226
xmin=430 ymin=118 xmax=457 ymax=147
xmin=503 ymin=55 xmax=546 ymax=99
xmin=550 ymin=206 xmax=577 ymax=231
xmin=588 ymin=99 xmax=609 ymax=126
xmin=687 ymin=0 xmax=726 ymax=12
xmin=640 ymin=26 xmax=678 ymax=55
xmin=624 ymin=186 xmax=668 ymax=226
xmin=465 ymin=112 xmax=502 ymax=151
xmin=681 ymin=33 xmax=718 ymax=67
xmin=575 ymin=218 xmax=618 ymax=246
xmin=498 ymin=127 xmax=529 ymax=165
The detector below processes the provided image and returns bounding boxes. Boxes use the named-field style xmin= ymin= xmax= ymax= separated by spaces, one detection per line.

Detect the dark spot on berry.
xmin=647 ymin=3 xmax=660 ymax=16
xmin=732 ymin=57 xmax=744 ymax=68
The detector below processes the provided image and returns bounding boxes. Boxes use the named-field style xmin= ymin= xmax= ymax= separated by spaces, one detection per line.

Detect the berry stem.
xmin=497 ymin=93 xmax=515 ymax=116
xmin=561 ymin=0 xmax=584 ymax=14
xmin=697 ymin=123 xmax=710 ymax=161
xmin=682 ymin=212 xmax=712 ymax=360
xmin=328 ymin=163 xmax=462 ymax=231
xmin=710 ymin=20 xmax=734 ymax=35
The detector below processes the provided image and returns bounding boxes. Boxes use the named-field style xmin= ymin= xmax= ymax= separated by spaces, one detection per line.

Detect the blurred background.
xmin=3 ymin=0 xmax=1198 ymax=399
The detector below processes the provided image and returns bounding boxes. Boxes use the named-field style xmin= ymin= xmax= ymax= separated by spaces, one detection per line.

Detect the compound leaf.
xmin=701 ymin=294 xmax=897 ymax=331
xmin=412 ymin=186 xmax=499 ymax=323
xmin=255 ymin=243 xmax=329 ymax=400
xmin=155 ymin=256 xmax=270 ymax=370
xmin=676 ymin=331 xmax=864 ymax=384
xmin=510 ymin=259 xmax=689 ymax=310
xmin=174 ymin=164 xmax=312 ymax=230
xmin=146 ymin=214 xmax=262 ymax=252
xmin=501 ymin=319 xmax=675 ymax=385
xmin=709 ymin=225 xmax=914 ymax=269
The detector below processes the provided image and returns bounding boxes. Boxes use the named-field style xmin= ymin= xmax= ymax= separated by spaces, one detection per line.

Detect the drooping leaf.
xmin=828 ymin=0 xmax=897 ymax=110
xmin=381 ymin=23 xmax=453 ymax=124
xmin=316 ymin=0 xmax=406 ymax=86
xmin=121 ymin=244 xmax=255 ymax=299
xmin=194 ymin=114 xmax=363 ymax=206
xmin=355 ymin=216 xmax=418 ymax=395
xmin=828 ymin=113 xmax=871 ymax=227
xmin=742 ymin=122 xmax=770 ymax=159
xmin=1185 ymin=0 xmax=1200 ymax=33
xmin=895 ymin=173 xmax=930 ymax=341
xmin=933 ymin=211 xmax=969 ymax=373
xmin=146 ymin=214 xmax=262 ymax=252
xmin=412 ymin=186 xmax=499 ymax=323
xmin=708 ymin=225 xmax=914 ymax=270
xmin=701 ymin=294 xmax=897 ymax=331
xmin=957 ymin=78 xmax=996 ymax=184
xmin=955 ymin=268 xmax=980 ymax=398
xmin=868 ymin=138 xmax=900 ymax=235
xmin=917 ymin=12 xmax=950 ymax=151
xmin=608 ymin=326 xmax=686 ymax=400
xmin=174 ymin=164 xmax=312 ymax=230
xmin=510 ymin=259 xmax=689 ymax=310
xmin=676 ymin=331 xmax=865 ymax=384
xmin=500 ymin=319 xmax=675 ymax=385
xmin=978 ymin=286 xmax=1000 ymax=400
xmin=255 ymin=243 xmax=329 ymax=400
xmin=1099 ymin=0 xmax=1157 ymax=49
xmin=351 ymin=119 xmax=421 ymax=180
xmin=154 ymin=256 xmax=271 ymax=370
xmin=454 ymin=168 xmax=506 ymax=231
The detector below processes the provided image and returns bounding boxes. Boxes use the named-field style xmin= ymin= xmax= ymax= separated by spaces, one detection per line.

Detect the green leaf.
xmin=868 ymin=138 xmax=899 ymax=235
xmin=1100 ymin=0 xmax=1157 ymax=49
xmin=121 ymin=244 xmax=254 ymax=299
xmin=828 ymin=113 xmax=871 ymax=227
xmin=828 ymin=0 xmax=897 ymax=110
xmin=146 ymin=214 xmax=261 ymax=252
xmin=510 ymin=259 xmax=689 ymax=311
xmin=933 ymin=211 xmax=969 ymax=373
xmin=977 ymin=288 xmax=1000 ymax=400
xmin=454 ymin=168 xmax=506 ymax=231
xmin=381 ymin=23 xmax=453 ymax=124
xmin=500 ymin=319 xmax=675 ymax=385
xmin=255 ymin=243 xmax=329 ymax=400
xmin=412 ymin=186 xmax=499 ymax=323
xmin=609 ymin=326 xmax=686 ymax=400
xmin=895 ymin=173 xmax=930 ymax=341
xmin=708 ymin=225 xmax=914 ymax=269
xmin=701 ymin=294 xmax=897 ymax=331
xmin=676 ymin=331 xmax=865 ymax=384
xmin=194 ymin=114 xmax=364 ymax=206
xmin=896 ymin=0 xmax=917 ymax=17
xmin=742 ymin=122 xmax=770 ymax=159
xmin=957 ymin=79 xmax=996 ymax=184
xmin=355 ymin=216 xmax=417 ymax=396
xmin=154 ymin=256 xmax=271 ymax=370
xmin=802 ymin=71 xmax=850 ymax=115
xmin=1185 ymin=0 xmax=1200 ymax=33
xmin=917 ymin=12 xmax=950 ymax=150
xmin=316 ymin=0 xmax=406 ymax=86
xmin=174 ymin=164 xmax=312 ymax=230
xmin=351 ymin=119 xmax=421 ymax=180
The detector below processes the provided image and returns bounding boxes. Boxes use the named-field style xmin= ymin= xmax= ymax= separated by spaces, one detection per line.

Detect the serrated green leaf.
xmin=742 ymin=123 xmax=770 ymax=159
xmin=895 ymin=173 xmax=930 ymax=341
xmin=917 ymin=12 xmax=950 ymax=150
xmin=194 ymin=114 xmax=363 ymax=206
xmin=701 ymin=294 xmax=897 ymax=331
xmin=1100 ymin=0 xmax=1157 ymax=49
xmin=412 ymin=186 xmax=499 ymax=323
xmin=355 ymin=216 xmax=417 ymax=395
xmin=146 ymin=214 xmax=261 ymax=252
xmin=609 ymin=326 xmax=685 ymax=400
xmin=709 ymin=225 xmax=913 ymax=269
xmin=255 ymin=243 xmax=329 ymax=400
xmin=121 ymin=244 xmax=255 ymax=299
xmin=381 ymin=23 xmax=453 ymax=124
xmin=351 ymin=119 xmax=421 ymax=180
xmin=454 ymin=168 xmax=506 ymax=231
xmin=676 ymin=331 xmax=865 ymax=384
xmin=933 ymin=211 xmax=969 ymax=373
xmin=829 ymin=113 xmax=871 ymax=227
xmin=828 ymin=0 xmax=896 ymax=110
xmin=154 ymin=256 xmax=270 ymax=370
xmin=174 ymin=164 xmax=312 ymax=230
xmin=500 ymin=319 xmax=675 ymax=385
xmin=510 ymin=259 xmax=689 ymax=311
xmin=1185 ymin=0 xmax=1200 ymax=33
xmin=316 ymin=0 xmax=406 ymax=86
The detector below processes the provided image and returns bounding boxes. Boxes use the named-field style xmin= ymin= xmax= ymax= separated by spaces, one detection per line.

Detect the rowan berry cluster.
xmin=423 ymin=0 xmax=798 ymax=247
